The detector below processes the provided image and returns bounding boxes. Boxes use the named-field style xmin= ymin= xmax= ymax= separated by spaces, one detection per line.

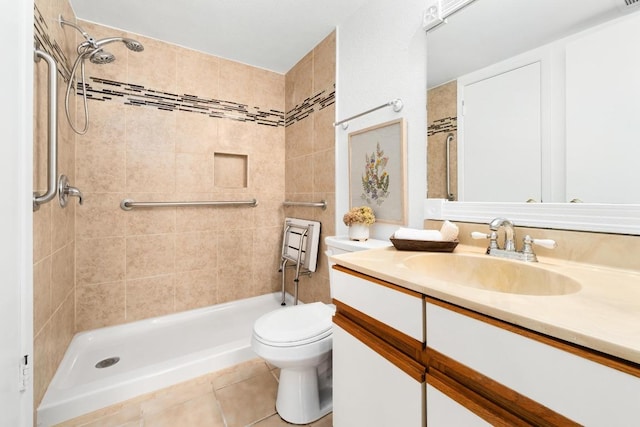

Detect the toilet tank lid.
xmin=324 ymin=236 xmax=392 ymax=252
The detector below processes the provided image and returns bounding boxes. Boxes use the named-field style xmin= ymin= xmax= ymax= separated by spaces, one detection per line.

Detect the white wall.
xmin=0 ymin=0 xmax=34 ymax=425
xmin=336 ymin=0 xmax=427 ymax=238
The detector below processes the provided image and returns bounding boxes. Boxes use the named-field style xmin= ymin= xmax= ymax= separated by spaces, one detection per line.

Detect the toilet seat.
xmin=253 ymin=302 xmax=334 ymax=347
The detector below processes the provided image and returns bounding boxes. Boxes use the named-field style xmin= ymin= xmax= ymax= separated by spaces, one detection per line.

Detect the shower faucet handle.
xmin=58 ymin=174 xmax=83 ymax=207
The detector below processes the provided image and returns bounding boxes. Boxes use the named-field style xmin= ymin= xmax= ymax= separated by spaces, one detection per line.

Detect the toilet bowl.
xmin=251 ymin=236 xmax=393 ymax=424
xmin=251 ymin=302 xmax=334 ymax=424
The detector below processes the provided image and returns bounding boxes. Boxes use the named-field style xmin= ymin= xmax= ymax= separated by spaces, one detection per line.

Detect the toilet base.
xmin=275 ymin=360 xmax=332 ymax=424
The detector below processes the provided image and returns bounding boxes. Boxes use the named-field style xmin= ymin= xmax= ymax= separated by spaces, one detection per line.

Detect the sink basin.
xmin=402 ymin=253 xmax=581 ymax=296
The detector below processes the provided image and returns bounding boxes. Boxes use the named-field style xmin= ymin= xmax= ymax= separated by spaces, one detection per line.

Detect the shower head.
xmin=89 ymin=49 xmax=116 ymax=65
xmin=93 ymin=37 xmax=145 ymax=52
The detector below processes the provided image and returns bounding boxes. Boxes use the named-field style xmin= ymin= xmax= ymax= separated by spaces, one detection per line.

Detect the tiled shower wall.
xmin=426 ymin=80 xmax=457 ymax=199
xmin=32 ymin=0 xmax=336 ymax=412
xmin=283 ymin=32 xmax=336 ymax=304
xmin=33 ymin=0 xmax=78 ymax=410
xmin=72 ymin=19 xmax=287 ymax=331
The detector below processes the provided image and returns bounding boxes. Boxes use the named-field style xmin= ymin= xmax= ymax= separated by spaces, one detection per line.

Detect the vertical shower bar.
xmin=33 ymin=47 xmax=58 ymax=211
xmin=446 ymin=133 xmax=455 ymax=201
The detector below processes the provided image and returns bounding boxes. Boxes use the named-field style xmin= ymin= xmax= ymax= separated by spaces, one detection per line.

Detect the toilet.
xmin=251 ymin=236 xmax=392 ymax=424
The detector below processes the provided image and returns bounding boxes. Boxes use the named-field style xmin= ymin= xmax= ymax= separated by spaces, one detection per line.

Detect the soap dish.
xmin=389 ymin=237 xmax=459 ymax=252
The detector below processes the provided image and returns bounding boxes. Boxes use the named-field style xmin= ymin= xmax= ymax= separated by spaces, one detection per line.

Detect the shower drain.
xmin=95 ymin=357 xmax=120 ymax=369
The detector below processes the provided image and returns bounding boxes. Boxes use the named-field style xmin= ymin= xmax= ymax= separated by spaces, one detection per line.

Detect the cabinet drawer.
xmin=331 ymin=265 xmax=424 ymax=342
xmin=426 ymin=300 xmax=640 ymax=426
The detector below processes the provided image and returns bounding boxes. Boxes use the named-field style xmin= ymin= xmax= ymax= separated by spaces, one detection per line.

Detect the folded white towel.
xmin=393 ymin=221 xmax=459 ymax=242
xmin=394 ymin=228 xmax=443 ymax=241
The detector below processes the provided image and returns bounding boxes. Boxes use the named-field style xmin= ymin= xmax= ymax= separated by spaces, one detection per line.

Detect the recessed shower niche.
xmin=214 ymin=153 xmax=249 ymax=188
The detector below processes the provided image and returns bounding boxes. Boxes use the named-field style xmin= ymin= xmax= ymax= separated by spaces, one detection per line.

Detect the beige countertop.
xmin=330 ymin=244 xmax=640 ymax=365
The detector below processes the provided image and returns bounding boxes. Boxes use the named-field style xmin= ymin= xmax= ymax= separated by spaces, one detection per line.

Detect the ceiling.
xmin=68 ymin=0 xmax=368 ymax=74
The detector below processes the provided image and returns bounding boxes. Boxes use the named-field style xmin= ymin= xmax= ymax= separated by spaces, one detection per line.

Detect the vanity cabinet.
xmin=331 ymin=263 xmax=640 ymax=426
xmin=331 ymin=265 xmax=425 ymax=427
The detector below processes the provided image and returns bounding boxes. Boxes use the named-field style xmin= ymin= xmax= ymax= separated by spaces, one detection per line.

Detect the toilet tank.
xmin=325 ymin=236 xmax=392 ymax=257
xmin=325 ymin=236 xmax=392 ymax=297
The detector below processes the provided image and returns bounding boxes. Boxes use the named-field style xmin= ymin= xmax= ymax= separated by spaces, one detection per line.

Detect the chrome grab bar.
xmin=283 ymin=200 xmax=327 ymax=210
xmin=33 ymin=47 xmax=58 ymax=211
xmin=120 ymin=198 xmax=258 ymax=211
xmin=446 ymin=133 xmax=455 ymax=201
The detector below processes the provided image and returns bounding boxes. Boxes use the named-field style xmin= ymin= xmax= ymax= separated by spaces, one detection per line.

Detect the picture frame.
xmin=348 ymin=118 xmax=407 ymax=225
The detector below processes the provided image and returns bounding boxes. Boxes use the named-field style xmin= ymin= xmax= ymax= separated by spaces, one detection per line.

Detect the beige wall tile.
xmin=124 ymin=193 xmax=177 ymax=235
xmin=76 ymin=141 xmax=126 ymax=193
xmin=51 ymin=200 xmax=75 ymax=252
xmin=252 ymin=69 xmax=285 ymax=112
xmin=313 ymin=149 xmax=335 ymax=194
xmin=126 ymin=234 xmax=175 ymax=279
xmin=77 ymin=99 xmax=127 ymax=147
xmin=175 ymin=112 xmax=219 ymax=154
xmin=176 ymin=153 xmax=215 ymax=192
xmin=50 ymin=292 xmax=75 ymax=375
xmin=313 ymin=31 xmax=336 ymax=93
xmin=285 ymin=117 xmax=313 ymax=159
xmin=33 ymin=202 xmax=52 ymax=263
xmin=175 ymin=202 xmax=219 ymax=233
xmin=174 ymin=269 xmax=218 ymax=312
xmin=126 ymin=274 xmax=175 ymax=321
xmin=285 ymin=155 xmax=313 ymax=194
xmin=51 ymin=242 xmax=75 ymax=311
xmin=76 ymin=192 xmax=126 ymax=239
xmin=126 ymin=107 xmax=177 ymax=153
xmin=76 ymin=237 xmax=126 ymax=286
xmin=126 ymin=150 xmax=176 ymax=193
xmin=313 ymin=104 xmax=335 ymax=152
xmin=219 ymin=59 xmax=257 ymax=106
xmin=176 ymin=48 xmax=220 ymax=101
xmin=33 ymin=257 xmax=51 ymax=336
xmin=33 ymin=323 xmax=54 ymax=408
xmin=76 ymin=281 xmax=126 ymax=331
xmin=127 ymin=35 xmax=177 ymax=92
xmin=217 ymin=119 xmax=257 ymax=153
xmin=175 ymin=231 xmax=218 ymax=272
xmin=285 ymin=52 xmax=313 ymax=111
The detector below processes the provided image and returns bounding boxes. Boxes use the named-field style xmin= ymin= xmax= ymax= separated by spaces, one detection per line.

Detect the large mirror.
xmin=426 ymin=0 xmax=640 ymax=205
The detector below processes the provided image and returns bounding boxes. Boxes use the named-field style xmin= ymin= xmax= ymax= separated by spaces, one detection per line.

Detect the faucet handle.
xmin=522 ymin=235 xmax=557 ymax=258
xmin=471 ymin=231 xmax=498 ymax=253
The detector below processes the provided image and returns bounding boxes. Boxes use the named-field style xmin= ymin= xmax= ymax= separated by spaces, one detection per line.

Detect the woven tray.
xmin=389 ymin=237 xmax=458 ymax=252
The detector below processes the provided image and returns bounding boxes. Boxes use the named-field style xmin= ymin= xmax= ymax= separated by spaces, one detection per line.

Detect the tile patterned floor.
xmin=54 ymin=358 xmax=332 ymax=427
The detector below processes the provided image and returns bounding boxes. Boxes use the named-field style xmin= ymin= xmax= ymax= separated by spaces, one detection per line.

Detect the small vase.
xmin=349 ymin=223 xmax=370 ymax=241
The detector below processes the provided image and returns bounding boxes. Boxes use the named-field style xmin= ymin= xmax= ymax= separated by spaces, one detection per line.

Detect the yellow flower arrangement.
xmin=343 ymin=206 xmax=376 ymax=226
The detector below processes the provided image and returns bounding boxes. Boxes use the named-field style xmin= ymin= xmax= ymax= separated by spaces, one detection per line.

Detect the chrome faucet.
xmin=471 ymin=217 xmax=557 ymax=262
xmin=58 ymin=175 xmax=83 ymax=207
xmin=489 ymin=217 xmax=516 ymax=252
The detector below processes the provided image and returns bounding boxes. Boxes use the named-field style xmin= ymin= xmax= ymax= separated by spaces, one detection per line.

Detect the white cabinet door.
xmin=427 ymin=301 xmax=640 ymax=426
xmin=426 ymin=384 xmax=491 ymax=427
xmin=333 ymin=325 xmax=424 ymax=427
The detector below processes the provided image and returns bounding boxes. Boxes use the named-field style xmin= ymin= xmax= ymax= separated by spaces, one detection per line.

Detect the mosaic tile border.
xmin=33 ymin=7 xmax=333 ymax=128
xmin=85 ymin=77 xmax=286 ymax=127
xmin=34 ymin=5 xmax=72 ymax=81
xmin=428 ymin=116 xmax=457 ymax=136
xmin=285 ymin=86 xmax=335 ymax=127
